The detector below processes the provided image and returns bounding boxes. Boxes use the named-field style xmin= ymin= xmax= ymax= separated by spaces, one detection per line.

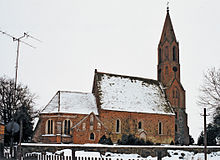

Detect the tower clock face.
xmin=173 ymin=66 xmax=177 ymax=72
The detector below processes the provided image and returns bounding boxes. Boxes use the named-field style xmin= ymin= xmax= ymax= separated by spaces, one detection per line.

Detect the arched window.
xmin=46 ymin=119 xmax=53 ymax=134
xmin=64 ymin=119 xmax=71 ymax=135
xmin=138 ymin=121 xmax=142 ymax=129
xmin=173 ymin=46 xmax=177 ymax=61
xmin=90 ymin=133 xmax=95 ymax=140
xmin=158 ymin=122 xmax=162 ymax=135
xmin=159 ymin=48 xmax=162 ymax=63
xmin=165 ymin=46 xmax=169 ymax=60
xmin=116 ymin=119 xmax=121 ymax=133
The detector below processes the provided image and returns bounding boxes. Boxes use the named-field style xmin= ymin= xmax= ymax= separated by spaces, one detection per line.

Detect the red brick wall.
xmin=72 ymin=114 xmax=107 ymax=144
xmin=99 ymin=110 xmax=175 ymax=144
xmin=33 ymin=113 xmax=106 ymax=144
xmin=33 ymin=113 xmax=88 ymax=143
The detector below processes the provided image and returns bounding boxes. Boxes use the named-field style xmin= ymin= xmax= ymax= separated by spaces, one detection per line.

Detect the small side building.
xmin=33 ymin=91 xmax=107 ymax=144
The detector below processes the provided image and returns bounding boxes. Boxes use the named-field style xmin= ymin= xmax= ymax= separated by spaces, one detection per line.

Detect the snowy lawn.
xmin=26 ymin=149 xmax=220 ymax=160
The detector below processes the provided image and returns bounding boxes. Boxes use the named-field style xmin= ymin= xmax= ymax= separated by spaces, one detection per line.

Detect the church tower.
xmin=157 ymin=8 xmax=189 ymax=145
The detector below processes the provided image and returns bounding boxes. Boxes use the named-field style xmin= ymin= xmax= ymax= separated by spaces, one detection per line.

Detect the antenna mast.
xmin=0 ymin=30 xmax=40 ymax=107
xmin=0 ymin=30 xmax=40 ymax=159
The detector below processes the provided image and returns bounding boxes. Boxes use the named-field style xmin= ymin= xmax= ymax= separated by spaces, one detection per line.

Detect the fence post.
xmin=72 ymin=149 xmax=76 ymax=160
xmin=157 ymin=150 xmax=162 ymax=160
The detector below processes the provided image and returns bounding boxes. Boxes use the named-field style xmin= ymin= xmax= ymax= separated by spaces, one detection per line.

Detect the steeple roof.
xmin=159 ymin=10 xmax=177 ymax=44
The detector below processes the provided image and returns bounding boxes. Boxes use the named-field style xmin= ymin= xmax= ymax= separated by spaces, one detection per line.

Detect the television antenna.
xmin=0 ymin=30 xmax=41 ymax=106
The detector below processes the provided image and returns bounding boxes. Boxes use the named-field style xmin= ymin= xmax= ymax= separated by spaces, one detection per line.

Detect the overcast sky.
xmin=0 ymin=0 xmax=220 ymax=142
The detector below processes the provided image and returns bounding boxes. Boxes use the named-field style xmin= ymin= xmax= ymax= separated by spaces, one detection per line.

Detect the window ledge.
xmin=42 ymin=134 xmax=56 ymax=137
xmin=62 ymin=134 xmax=71 ymax=137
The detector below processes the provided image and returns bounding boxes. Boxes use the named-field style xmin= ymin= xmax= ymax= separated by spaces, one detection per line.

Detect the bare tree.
xmin=197 ymin=68 xmax=220 ymax=145
xmin=198 ymin=68 xmax=220 ymax=115
xmin=0 ymin=76 xmax=37 ymax=144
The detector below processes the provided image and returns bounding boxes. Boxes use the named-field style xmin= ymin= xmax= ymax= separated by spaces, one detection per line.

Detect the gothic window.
xmin=46 ymin=119 xmax=53 ymax=134
xmin=138 ymin=121 xmax=142 ymax=129
xmin=165 ymin=46 xmax=169 ymax=60
xmin=175 ymin=124 xmax=178 ymax=132
xmin=159 ymin=48 xmax=162 ymax=63
xmin=158 ymin=122 xmax=162 ymax=135
xmin=64 ymin=119 xmax=71 ymax=135
xmin=173 ymin=46 xmax=177 ymax=61
xmin=90 ymin=133 xmax=95 ymax=140
xmin=116 ymin=119 xmax=121 ymax=133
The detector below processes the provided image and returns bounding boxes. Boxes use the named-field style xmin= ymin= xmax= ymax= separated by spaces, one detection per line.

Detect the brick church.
xmin=33 ymin=9 xmax=189 ymax=145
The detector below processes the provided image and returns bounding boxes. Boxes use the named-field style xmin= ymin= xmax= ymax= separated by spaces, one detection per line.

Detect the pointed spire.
xmin=167 ymin=1 xmax=169 ymax=13
xmin=159 ymin=7 xmax=177 ymax=44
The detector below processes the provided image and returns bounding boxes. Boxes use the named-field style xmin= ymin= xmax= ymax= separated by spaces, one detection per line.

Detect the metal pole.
xmin=12 ymin=35 xmax=25 ymax=159
xmin=18 ymin=119 xmax=23 ymax=160
xmin=204 ymin=108 xmax=207 ymax=160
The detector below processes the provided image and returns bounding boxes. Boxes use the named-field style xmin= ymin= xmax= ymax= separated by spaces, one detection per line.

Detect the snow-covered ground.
xmin=77 ymin=150 xmax=220 ymax=160
xmin=26 ymin=149 xmax=220 ymax=160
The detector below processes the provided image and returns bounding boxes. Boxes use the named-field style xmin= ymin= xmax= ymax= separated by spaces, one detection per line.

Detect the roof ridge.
xmin=59 ymin=90 xmax=92 ymax=95
xmin=96 ymin=71 xmax=159 ymax=84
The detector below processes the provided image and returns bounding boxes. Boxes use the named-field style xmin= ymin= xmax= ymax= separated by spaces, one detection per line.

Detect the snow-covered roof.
xmin=95 ymin=72 xmax=174 ymax=115
xmin=41 ymin=91 xmax=98 ymax=115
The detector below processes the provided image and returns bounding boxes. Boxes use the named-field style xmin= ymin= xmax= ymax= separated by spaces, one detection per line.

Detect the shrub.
xmin=98 ymin=135 xmax=113 ymax=145
xmin=117 ymin=134 xmax=153 ymax=145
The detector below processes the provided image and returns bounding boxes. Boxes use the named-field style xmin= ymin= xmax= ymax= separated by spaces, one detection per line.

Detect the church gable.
xmin=94 ymin=71 xmax=174 ymax=115
xmin=72 ymin=112 xmax=107 ymax=144
xmin=166 ymin=79 xmax=186 ymax=109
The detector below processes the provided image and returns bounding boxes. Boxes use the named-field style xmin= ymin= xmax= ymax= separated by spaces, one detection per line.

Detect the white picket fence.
xmin=25 ymin=153 xmax=72 ymax=160
xmin=24 ymin=153 xmax=150 ymax=160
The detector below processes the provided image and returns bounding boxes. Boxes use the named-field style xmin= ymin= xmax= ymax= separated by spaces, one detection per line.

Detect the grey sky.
xmin=0 ymin=0 xmax=220 ymax=141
